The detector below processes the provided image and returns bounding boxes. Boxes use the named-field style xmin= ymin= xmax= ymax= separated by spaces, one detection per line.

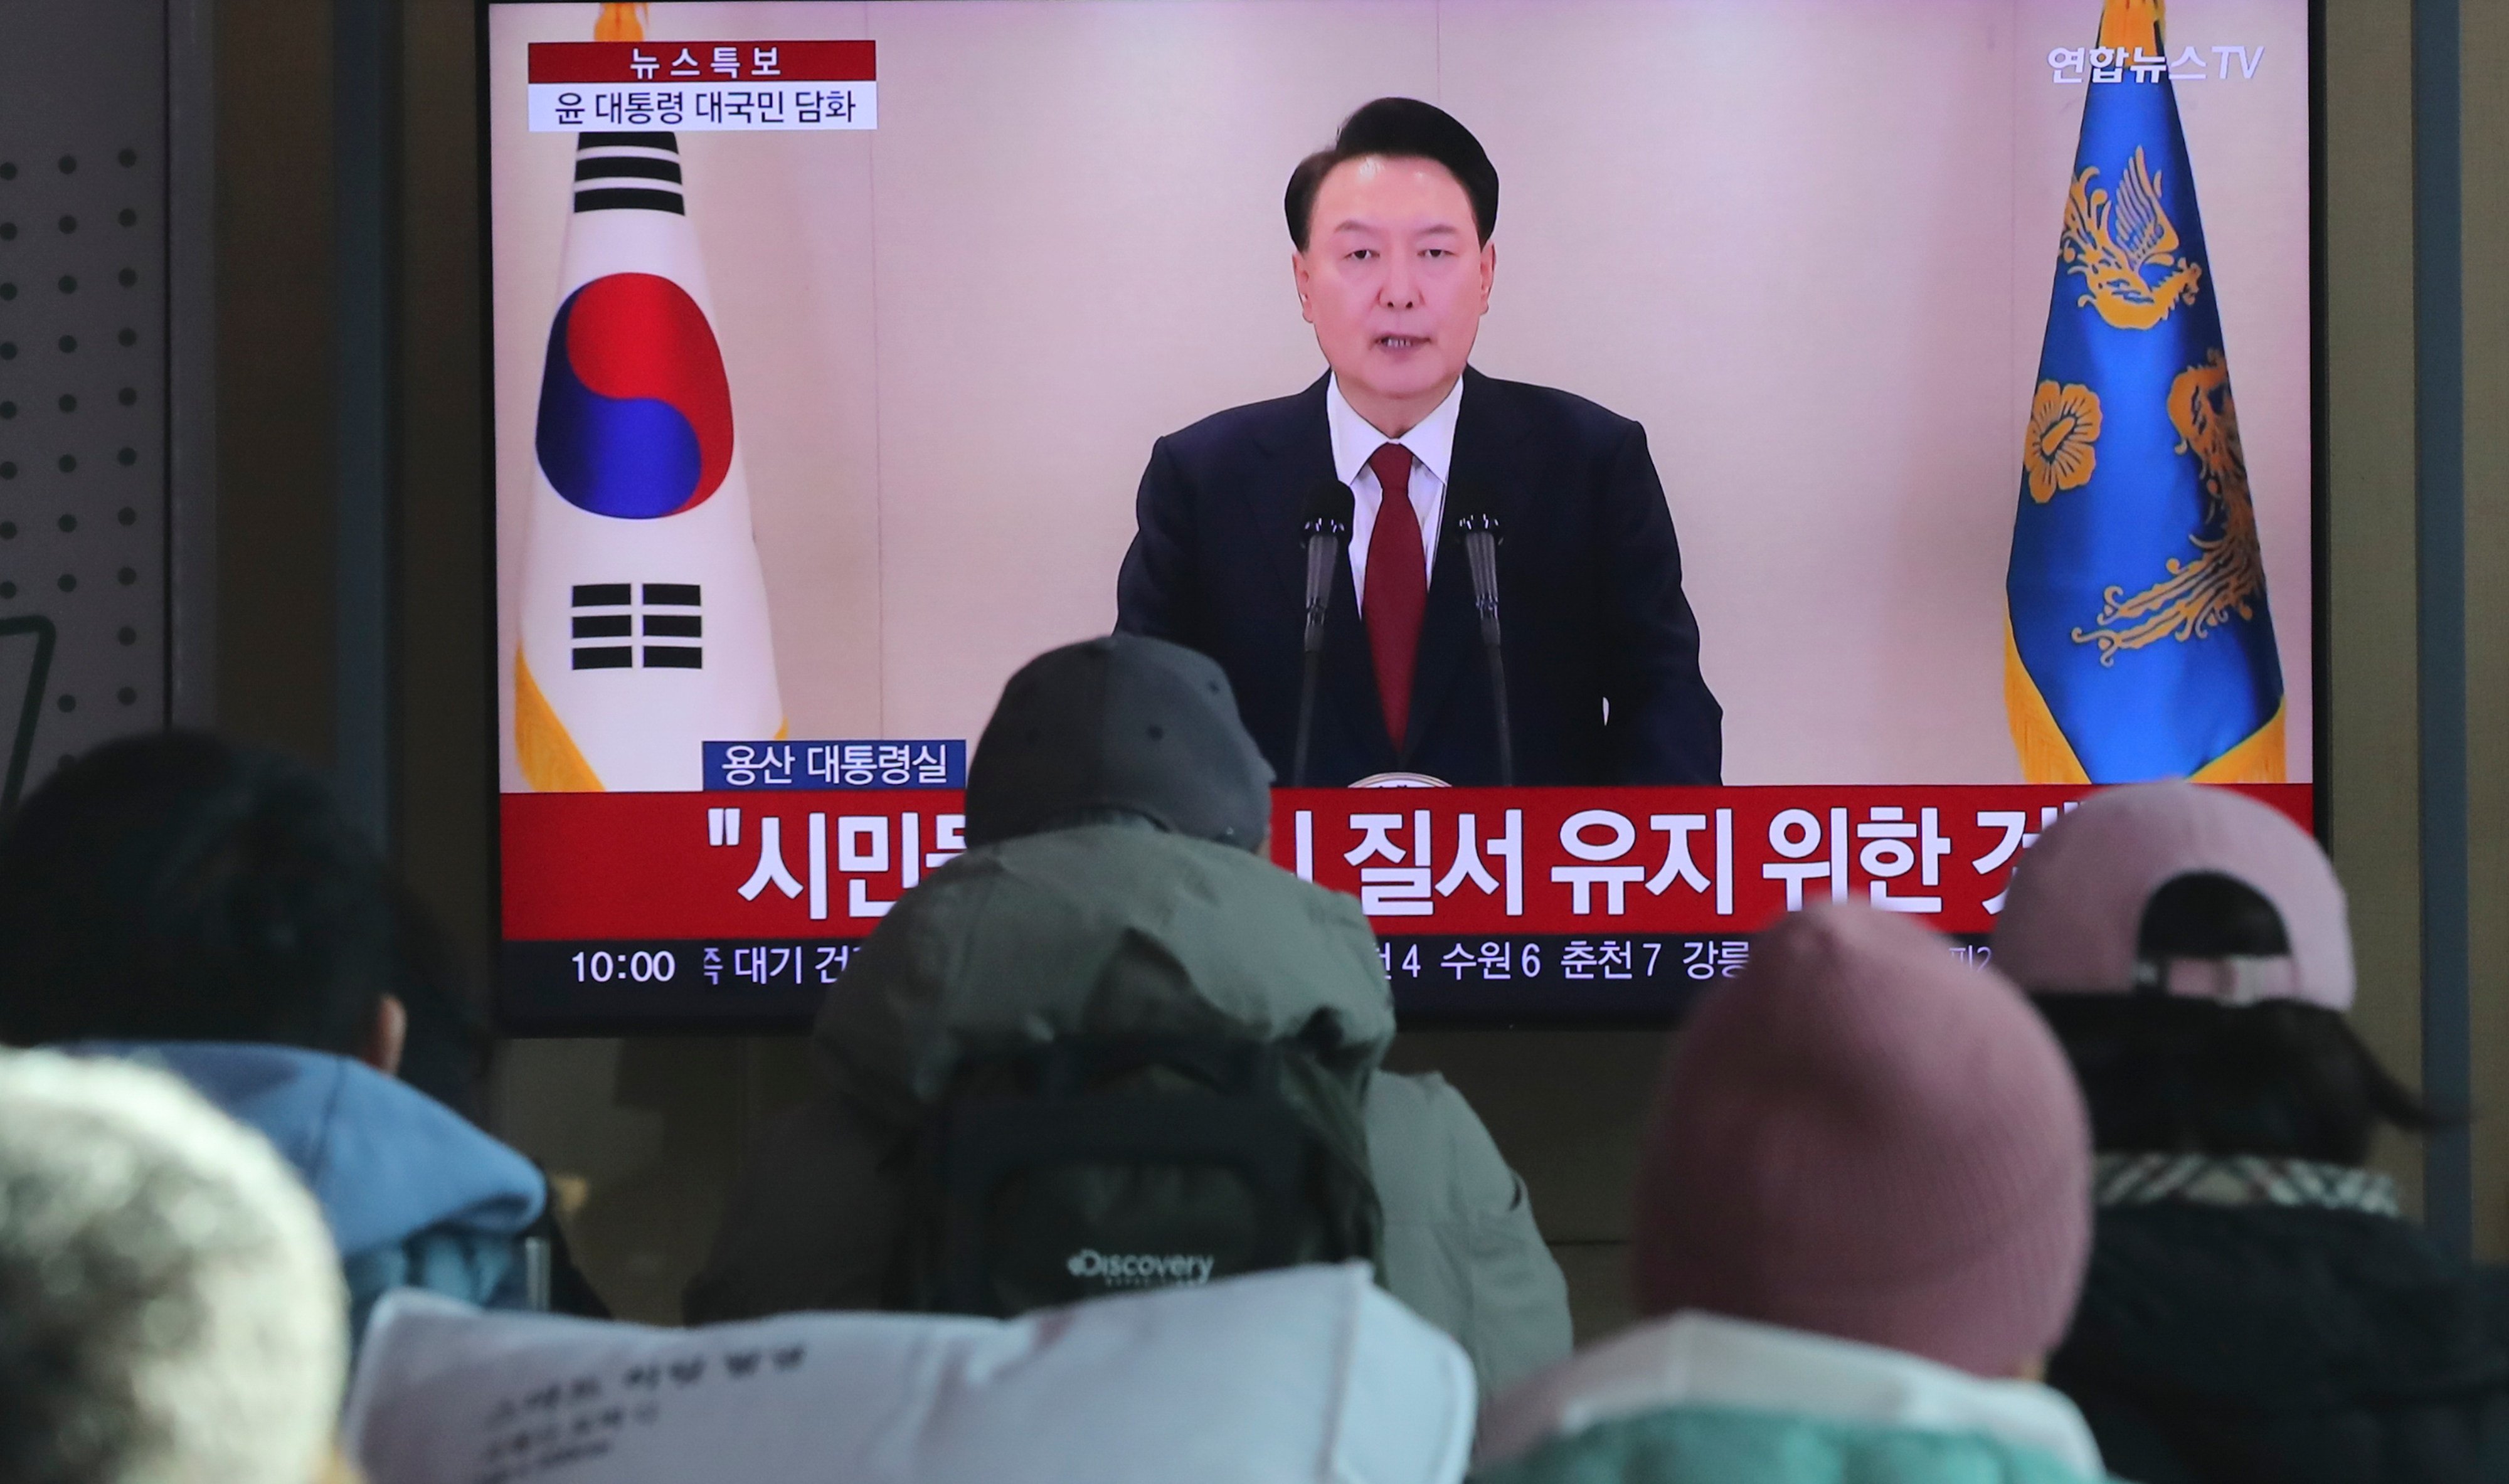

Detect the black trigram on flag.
xmin=571 ymin=583 xmax=703 ymax=670
xmin=573 ymin=132 xmax=686 ymax=216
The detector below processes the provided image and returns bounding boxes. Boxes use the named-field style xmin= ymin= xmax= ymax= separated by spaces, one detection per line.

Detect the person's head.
xmin=1285 ymin=98 xmax=1498 ymax=433
xmin=0 ymin=1049 xmax=346 ymax=1484
xmin=1633 ymin=902 xmax=2091 ymax=1380
xmin=1994 ymin=782 xmax=2432 ymax=1164
xmin=0 ymin=733 xmax=487 ymax=1111
xmin=963 ymin=634 xmax=1274 ymax=852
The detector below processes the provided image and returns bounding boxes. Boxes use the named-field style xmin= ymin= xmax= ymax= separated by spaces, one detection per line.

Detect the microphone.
xmin=1293 ymin=480 xmax=1354 ymax=787
xmin=1448 ymin=480 xmax=1515 ymax=786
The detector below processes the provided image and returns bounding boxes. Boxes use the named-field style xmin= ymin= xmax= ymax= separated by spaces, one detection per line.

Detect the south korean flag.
xmin=512 ymin=125 xmax=784 ymax=792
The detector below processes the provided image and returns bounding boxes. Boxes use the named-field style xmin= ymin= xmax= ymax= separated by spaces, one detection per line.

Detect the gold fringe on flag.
xmin=2007 ymin=622 xmax=2287 ymax=783
xmin=514 ymin=650 xmax=605 ymax=792
xmin=595 ymin=4 xmax=648 ymax=42
xmin=2003 ymin=620 xmax=2091 ymax=784
xmin=2190 ymin=704 xmax=2288 ymax=783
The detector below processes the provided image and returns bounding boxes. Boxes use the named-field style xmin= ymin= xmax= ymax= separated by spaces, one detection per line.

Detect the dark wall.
xmin=215 ymin=0 xmax=334 ymax=768
xmin=398 ymin=0 xmax=493 ymax=951
xmin=215 ymin=0 xmax=492 ymax=951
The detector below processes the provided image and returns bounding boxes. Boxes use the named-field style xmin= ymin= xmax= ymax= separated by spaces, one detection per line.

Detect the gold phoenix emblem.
xmin=2024 ymin=381 xmax=2103 ymax=503
xmin=2072 ymin=350 xmax=2266 ymax=662
xmin=2062 ymin=147 xmax=2204 ymax=331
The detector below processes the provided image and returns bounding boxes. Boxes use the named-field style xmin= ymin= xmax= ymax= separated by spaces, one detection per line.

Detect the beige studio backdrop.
xmin=487 ymin=0 xmax=2314 ymax=789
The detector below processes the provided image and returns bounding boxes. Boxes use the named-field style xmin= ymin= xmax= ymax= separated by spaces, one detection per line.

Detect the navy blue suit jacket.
xmin=1116 ymin=369 xmax=1721 ymax=787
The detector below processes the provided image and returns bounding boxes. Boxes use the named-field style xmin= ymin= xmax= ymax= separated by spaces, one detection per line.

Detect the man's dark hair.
xmin=1284 ymin=97 xmax=1499 ymax=252
xmin=2034 ymin=871 xmax=2438 ymax=1165
xmin=0 ymin=731 xmax=488 ymax=1113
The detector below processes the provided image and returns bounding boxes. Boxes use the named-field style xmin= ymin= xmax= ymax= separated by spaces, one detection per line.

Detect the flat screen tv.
xmin=484 ymin=0 xmax=2321 ymax=1031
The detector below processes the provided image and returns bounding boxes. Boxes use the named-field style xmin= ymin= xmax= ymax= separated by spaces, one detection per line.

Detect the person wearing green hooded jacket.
xmin=684 ymin=633 xmax=1571 ymax=1395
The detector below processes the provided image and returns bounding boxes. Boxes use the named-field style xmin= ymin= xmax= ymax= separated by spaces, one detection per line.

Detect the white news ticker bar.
xmin=528 ymin=82 xmax=877 ymax=132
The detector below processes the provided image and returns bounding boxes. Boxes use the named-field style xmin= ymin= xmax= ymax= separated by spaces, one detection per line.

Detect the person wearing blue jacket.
xmin=0 ymin=731 xmax=595 ymax=1340
xmin=76 ymin=1039 xmax=548 ymax=1340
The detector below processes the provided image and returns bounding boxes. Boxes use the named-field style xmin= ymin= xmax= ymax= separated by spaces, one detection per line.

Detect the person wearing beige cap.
xmin=1472 ymin=902 xmax=2118 ymax=1484
xmin=1997 ymin=782 xmax=2502 ymax=1484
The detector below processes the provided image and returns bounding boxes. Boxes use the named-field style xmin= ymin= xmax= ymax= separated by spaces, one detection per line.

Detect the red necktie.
xmin=1363 ymin=442 xmax=1428 ymax=750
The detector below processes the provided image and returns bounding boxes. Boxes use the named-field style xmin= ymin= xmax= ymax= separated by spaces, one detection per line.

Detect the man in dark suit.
xmin=1116 ymin=98 xmax=1721 ymax=787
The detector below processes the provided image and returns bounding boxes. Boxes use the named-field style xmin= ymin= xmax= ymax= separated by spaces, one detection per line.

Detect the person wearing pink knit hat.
xmin=1998 ymin=782 xmax=2499 ymax=1484
xmin=1472 ymin=902 xmax=2116 ymax=1484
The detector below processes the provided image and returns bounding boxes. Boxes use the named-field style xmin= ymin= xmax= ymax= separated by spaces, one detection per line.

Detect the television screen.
xmin=487 ymin=0 xmax=2318 ymax=1031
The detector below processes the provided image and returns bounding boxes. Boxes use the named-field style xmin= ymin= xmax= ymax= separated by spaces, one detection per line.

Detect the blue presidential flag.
xmin=2004 ymin=0 xmax=2284 ymax=783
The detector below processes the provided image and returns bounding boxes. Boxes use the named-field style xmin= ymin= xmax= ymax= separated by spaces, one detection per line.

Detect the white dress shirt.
xmin=1325 ymin=374 xmax=1463 ymax=610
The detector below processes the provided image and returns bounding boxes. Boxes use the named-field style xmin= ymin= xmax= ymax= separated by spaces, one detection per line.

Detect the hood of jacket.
xmin=1473 ymin=1312 xmax=2107 ymax=1484
xmin=75 ymin=1041 xmax=546 ymax=1258
xmin=810 ymin=821 xmax=1395 ymax=1128
xmin=2054 ymin=1202 xmax=2509 ymax=1411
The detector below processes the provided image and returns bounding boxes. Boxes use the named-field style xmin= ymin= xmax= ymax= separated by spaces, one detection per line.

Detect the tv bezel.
xmin=475 ymin=0 xmax=2334 ymax=1036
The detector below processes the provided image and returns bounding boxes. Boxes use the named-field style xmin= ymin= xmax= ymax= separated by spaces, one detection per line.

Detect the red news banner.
xmin=502 ymin=784 xmax=2313 ymax=944
xmin=525 ymin=40 xmax=876 ymax=132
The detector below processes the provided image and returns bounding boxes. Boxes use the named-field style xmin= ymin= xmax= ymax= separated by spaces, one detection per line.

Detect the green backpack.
xmin=891 ymin=1033 xmax=1384 ymax=1317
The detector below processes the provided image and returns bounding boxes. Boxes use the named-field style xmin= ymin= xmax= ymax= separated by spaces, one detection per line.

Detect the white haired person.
xmin=1998 ymin=783 xmax=2498 ymax=1484
xmin=0 ymin=1049 xmax=350 ymax=1484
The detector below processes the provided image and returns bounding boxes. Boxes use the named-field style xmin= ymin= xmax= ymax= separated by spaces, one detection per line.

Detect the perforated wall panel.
xmin=0 ymin=0 xmax=171 ymax=802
